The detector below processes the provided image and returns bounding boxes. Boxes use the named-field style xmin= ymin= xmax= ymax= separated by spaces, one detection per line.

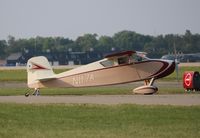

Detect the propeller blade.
xmin=173 ymin=40 xmax=179 ymax=82
xmin=175 ymin=60 xmax=179 ymax=82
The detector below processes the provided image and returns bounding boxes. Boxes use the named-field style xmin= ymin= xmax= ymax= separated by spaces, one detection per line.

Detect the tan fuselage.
xmin=28 ymin=60 xmax=173 ymax=88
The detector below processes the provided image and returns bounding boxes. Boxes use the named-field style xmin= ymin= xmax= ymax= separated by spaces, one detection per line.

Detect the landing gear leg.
xmin=148 ymin=78 xmax=156 ymax=86
xmin=144 ymin=78 xmax=155 ymax=86
xmin=133 ymin=78 xmax=158 ymax=94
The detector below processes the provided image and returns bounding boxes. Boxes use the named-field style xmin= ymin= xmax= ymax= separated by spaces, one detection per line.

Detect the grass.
xmin=0 ymin=69 xmax=27 ymax=82
xmin=0 ymin=69 xmax=68 ymax=82
xmin=0 ymin=104 xmax=200 ymax=138
xmin=0 ymin=87 xmax=132 ymax=96
xmin=158 ymin=87 xmax=186 ymax=94
xmin=0 ymin=67 xmax=199 ymax=82
xmin=0 ymin=86 xmax=191 ymax=96
xmin=0 ymin=67 xmax=199 ymax=137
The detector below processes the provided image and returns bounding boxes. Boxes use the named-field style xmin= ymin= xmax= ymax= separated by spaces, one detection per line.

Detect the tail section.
xmin=27 ymin=56 xmax=55 ymax=88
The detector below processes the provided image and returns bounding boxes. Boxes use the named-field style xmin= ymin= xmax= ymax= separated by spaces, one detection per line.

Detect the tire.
xmin=25 ymin=93 xmax=30 ymax=97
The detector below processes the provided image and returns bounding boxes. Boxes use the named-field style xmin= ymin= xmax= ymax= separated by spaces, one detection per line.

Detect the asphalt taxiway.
xmin=0 ymin=94 xmax=200 ymax=106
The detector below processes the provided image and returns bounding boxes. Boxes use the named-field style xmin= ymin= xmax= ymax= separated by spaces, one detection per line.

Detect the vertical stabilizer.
xmin=27 ymin=56 xmax=55 ymax=88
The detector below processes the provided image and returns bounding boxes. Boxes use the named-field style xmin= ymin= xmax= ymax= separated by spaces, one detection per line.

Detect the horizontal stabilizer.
xmin=37 ymin=76 xmax=57 ymax=82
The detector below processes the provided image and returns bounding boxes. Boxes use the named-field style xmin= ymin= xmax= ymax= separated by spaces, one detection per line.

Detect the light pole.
xmin=35 ymin=36 xmax=37 ymax=56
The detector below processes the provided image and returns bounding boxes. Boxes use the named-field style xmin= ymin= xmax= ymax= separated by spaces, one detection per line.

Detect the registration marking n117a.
xmin=72 ymin=73 xmax=95 ymax=86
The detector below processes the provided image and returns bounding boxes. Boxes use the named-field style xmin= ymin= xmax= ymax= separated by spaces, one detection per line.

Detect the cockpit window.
xmin=118 ymin=57 xmax=129 ymax=65
xmin=100 ymin=60 xmax=114 ymax=67
xmin=132 ymin=54 xmax=148 ymax=62
xmin=101 ymin=53 xmax=148 ymax=67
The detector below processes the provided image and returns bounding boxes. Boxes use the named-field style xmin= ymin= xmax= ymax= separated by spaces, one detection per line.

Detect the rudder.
xmin=27 ymin=56 xmax=55 ymax=88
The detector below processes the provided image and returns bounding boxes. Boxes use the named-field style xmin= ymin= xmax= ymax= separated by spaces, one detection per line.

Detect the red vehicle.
xmin=183 ymin=71 xmax=200 ymax=91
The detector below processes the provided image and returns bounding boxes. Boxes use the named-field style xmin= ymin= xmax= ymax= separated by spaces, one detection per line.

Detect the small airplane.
xmin=25 ymin=50 xmax=175 ymax=96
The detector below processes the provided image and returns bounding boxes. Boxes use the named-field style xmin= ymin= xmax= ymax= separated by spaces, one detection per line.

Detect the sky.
xmin=0 ymin=0 xmax=200 ymax=40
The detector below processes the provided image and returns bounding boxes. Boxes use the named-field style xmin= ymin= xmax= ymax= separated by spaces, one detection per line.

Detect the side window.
xmin=118 ymin=57 xmax=128 ymax=65
xmin=100 ymin=60 xmax=114 ymax=67
xmin=132 ymin=54 xmax=147 ymax=62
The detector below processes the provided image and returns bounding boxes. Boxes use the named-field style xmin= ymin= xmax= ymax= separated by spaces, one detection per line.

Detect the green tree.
xmin=113 ymin=30 xmax=147 ymax=51
xmin=76 ymin=34 xmax=98 ymax=52
xmin=0 ymin=40 xmax=7 ymax=59
xmin=97 ymin=36 xmax=114 ymax=52
xmin=1 ymin=29 xmax=200 ymax=59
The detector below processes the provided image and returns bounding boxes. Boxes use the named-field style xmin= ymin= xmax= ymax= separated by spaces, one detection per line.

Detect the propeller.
xmin=173 ymin=41 xmax=179 ymax=82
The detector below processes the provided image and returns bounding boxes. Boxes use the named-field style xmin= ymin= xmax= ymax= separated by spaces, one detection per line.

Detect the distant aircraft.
xmin=25 ymin=51 xmax=175 ymax=96
xmin=161 ymin=53 xmax=200 ymax=62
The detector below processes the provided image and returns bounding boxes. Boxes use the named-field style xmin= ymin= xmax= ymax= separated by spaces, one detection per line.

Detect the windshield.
xmin=131 ymin=54 xmax=148 ymax=62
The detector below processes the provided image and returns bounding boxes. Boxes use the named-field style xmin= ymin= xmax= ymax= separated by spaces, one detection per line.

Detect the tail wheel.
xmin=25 ymin=92 xmax=30 ymax=97
xmin=24 ymin=88 xmax=33 ymax=97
